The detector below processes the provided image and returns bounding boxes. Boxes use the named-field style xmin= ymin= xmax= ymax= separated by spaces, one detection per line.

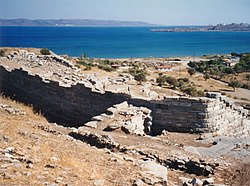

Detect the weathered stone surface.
xmin=190 ymin=177 xmax=203 ymax=186
xmin=104 ymin=123 xmax=121 ymax=131
xmin=93 ymin=179 xmax=105 ymax=186
xmin=84 ymin=121 xmax=97 ymax=129
xmin=132 ymin=179 xmax=145 ymax=186
xmin=0 ymin=104 xmax=26 ymax=115
xmin=140 ymin=160 xmax=168 ymax=185
xmin=91 ymin=115 xmax=104 ymax=122
xmin=122 ymin=113 xmax=145 ymax=135
xmin=113 ymin=101 xmax=129 ymax=111
xmin=68 ymin=131 xmax=119 ymax=150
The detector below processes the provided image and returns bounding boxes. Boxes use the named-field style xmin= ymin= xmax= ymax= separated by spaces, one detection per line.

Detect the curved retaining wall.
xmin=0 ymin=66 xmax=248 ymax=135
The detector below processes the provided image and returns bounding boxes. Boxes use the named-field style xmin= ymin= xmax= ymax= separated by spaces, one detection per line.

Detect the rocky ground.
xmin=1 ymin=96 xmax=250 ymax=186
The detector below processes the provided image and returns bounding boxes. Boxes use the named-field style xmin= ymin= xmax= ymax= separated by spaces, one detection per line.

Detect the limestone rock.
xmin=202 ymin=177 xmax=214 ymax=185
xmin=84 ymin=121 xmax=97 ymax=129
xmin=91 ymin=115 xmax=104 ymax=122
xmin=140 ymin=160 xmax=168 ymax=185
xmin=106 ymin=107 xmax=117 ymax=115
xmin=0 ymin=104 xmax=26 ymax=115
xmin=93 ymin=179 xmax=105 ymax=186
xmin=190 ymin=177 xmax=203 ymax=186
xmin=132 ymin=179 xmax=146 ymax=186
xmin=113 ymin=101 xmax=128 ymax=111
xmin=68 ymin=131 xmax=119 ymax=150
xmin=121 ymin=114 xmax=145 ymax=135
xmin=104 ymin=123 xmax=121 ymax=131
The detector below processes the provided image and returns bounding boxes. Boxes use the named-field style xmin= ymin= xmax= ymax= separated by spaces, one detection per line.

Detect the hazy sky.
xmin=0 ymin=0 xmax=249 ymax=25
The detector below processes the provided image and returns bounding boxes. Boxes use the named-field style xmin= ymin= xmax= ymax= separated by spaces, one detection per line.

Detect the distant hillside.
xmin=152 ymin=23 xmax=250 ymax=32
xmin=0 ymin=18 xmax=156 ymax=27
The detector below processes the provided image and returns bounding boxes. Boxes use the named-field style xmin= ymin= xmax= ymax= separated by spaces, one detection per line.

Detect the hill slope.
xmin=0 ymin=18 xmax=155 ymax=27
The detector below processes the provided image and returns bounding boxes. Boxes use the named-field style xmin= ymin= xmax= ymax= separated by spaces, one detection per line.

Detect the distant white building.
xmin=155 ymin=65 xmax=172 ymax=72
xmin=223 ymin=56 xmax=240 ymax=67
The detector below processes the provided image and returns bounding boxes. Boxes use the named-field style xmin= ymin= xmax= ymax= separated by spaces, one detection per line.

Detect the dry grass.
xmin=0 ymin=95 xmax=46 ymax=122
xmin=221 ymin=72 xmax=250 ymax=85
xmin=0 ymin=47 xmax=41 ymax=55
xmin=0 ymin=95 xmax=141 ymax=185
xmin=223 ymin=162 xmax=250 ymax=186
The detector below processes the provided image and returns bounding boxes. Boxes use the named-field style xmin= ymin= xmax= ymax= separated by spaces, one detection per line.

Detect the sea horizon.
xmin=1 ymin=26 xmax=250 ymax=58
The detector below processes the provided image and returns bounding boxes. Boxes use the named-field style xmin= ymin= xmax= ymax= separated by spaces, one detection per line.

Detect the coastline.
xmin=1 ymin=26 xmax=250 ymax=58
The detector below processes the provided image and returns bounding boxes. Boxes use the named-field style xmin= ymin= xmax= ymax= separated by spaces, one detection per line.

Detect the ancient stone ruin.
xmin=0 ymin=50 xmax=249 ymax=136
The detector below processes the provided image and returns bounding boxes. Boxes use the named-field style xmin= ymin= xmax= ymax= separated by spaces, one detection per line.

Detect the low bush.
xmin=40 ymin=48 xmax=51 ymax=55
xmin=228 ymin=80 xmax=242 ymax=91
xmin=98 ymin=64 xmax=115 ymax=72
xmin=156 ymin=75 xmax=167 ymax=86
xmin=77 ymin=60 xmax=94 ymax=67
xmin=182 ymin=86 xmax=205 ymax=97
xmin=0 ymin=49 xmax=5 ymax=57
xmin=178 ymin=77 xmax=190 ymax=83
xmin=134 ymin=72 xmax=147 ymax=83
xmin=75 ymin=64 xmax=81 ymax=68
xmin=84 ymin=66 xmax=92 ymax=71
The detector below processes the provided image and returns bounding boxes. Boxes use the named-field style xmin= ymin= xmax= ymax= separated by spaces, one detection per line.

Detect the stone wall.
xmin=0 ymin=66 xmax=131 ymax=127
xmin=149 ymin=96 xmax=248 ymax=135
xmin=0 ymin=66 xmax=248 ymax=135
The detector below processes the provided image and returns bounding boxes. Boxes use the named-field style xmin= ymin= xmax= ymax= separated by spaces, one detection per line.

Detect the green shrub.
xmin=84 ymin=66 xmax=92 ymax=71
xmin=129 ymin=68 xmax=145 ymax=76
xmin=165 ymin=76 xmax=179 ymax=89
xmin=197 ymin=90 xmax=205 ymax=96
xmin=134 ymin=72 xmax=147 ymax=83
xmin=101 ymin=59 xmax=112 ymax=65
xmin=203 ymin=73 xmax=210 ymax=81
xmin=178 ymin=77 xmax=190 ymax=83
xmin=187 ymin=68 xmax=196 ymax=76
xmin=40 ymin=48 xmax=51 ymax=55
xmin=77 ymin=60 xmax=94 ymax=67
xmin=156 ymin=75 xmax=167 ymax=86
xmin=0 ymin=49 xmax=5 ymax=57
xmin=75 ymin=64 xmax=81 ymax=68
xmin=98 ymin=64 xmax=115 ymax=72
xmin=182 ymin=86 xmax=204 ymax=97
xmin=228 ymin=80 xmax=242 ymax=91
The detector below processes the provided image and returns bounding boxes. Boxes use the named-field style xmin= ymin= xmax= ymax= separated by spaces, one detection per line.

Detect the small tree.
xmin=187 ymin=68 xmax=196 ymax=76
xmin=246 ymin=74 xmax=250 ymax=81
xmin=182 ymin=86 xmax=204 ymax=97
xmin=228 ymin=80 xmax=242 ymax=91
xmin=203 ymin=73 xmax=210 ymax=81
xmin=40 ymin=48 xmax=51 ymax=55
xmin=225 ymin=67 xmax=235 ymax=74
xmin=166 ymin=76 xmax=179 ymax=89
xmin=0 ymin=49 xmax=5 ymax=57
xmin=156 ymin=75 xmax=167 ymax=87
xmin=134 ymin=72 xmax=146 ymax=84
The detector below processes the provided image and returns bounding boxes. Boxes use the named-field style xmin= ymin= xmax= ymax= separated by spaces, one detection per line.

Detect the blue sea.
xmin=0 ymin=26 xmax=250 ymax=58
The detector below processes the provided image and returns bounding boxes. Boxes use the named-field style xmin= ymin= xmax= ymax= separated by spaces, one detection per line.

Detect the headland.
xmin=152 ymin=23 xmax=250 ymax=32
